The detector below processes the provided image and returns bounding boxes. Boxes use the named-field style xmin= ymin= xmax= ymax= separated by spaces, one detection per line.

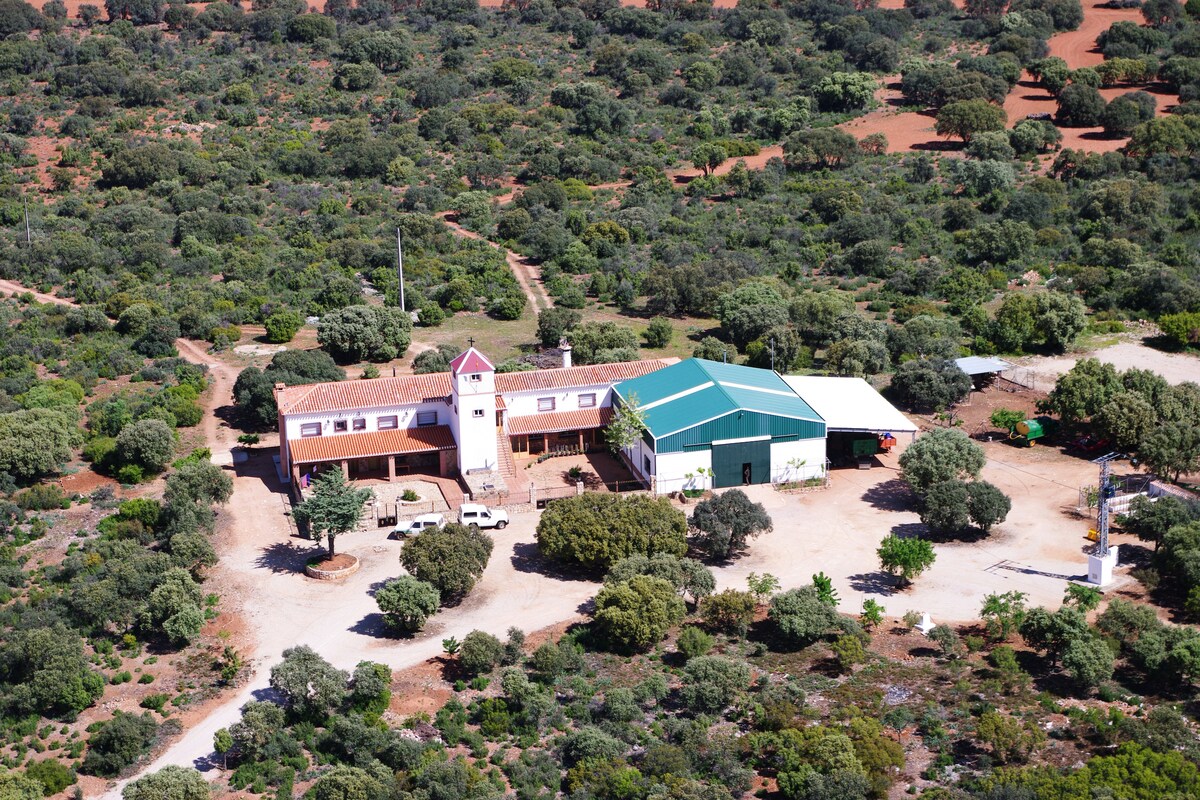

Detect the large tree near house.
xmin=292 ymin=470 xmax=372 ymax=558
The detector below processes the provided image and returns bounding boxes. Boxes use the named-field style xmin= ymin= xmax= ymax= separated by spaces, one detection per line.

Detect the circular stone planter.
xmin=305 ymin=554 xmax=360 ymax=581
xmin=397 ymin=495 xmax=425 ymax=505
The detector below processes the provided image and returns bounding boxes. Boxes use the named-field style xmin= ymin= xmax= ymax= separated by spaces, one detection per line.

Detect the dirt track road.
xmin=0 ymin=279 xmax=74 ymax=306
xmin=437 ymin=212 xmax=550 ymax=311
xmin=173 ymin=338 xmax=241 ymax=466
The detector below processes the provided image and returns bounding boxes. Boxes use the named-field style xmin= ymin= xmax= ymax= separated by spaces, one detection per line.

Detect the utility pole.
xmin=769 ymin=337 xmax=776 ymax=373
xmin=23 ymin=196 xmax=31 ymax=245
xmin=395 ymin=228 xmax=406 ymax=312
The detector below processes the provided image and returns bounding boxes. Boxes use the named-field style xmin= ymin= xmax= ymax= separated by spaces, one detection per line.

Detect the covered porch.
xmin=507 ymin=407 xmax=612 ymax=460
xmin=289 ymin=425 xmax=458 ymax=487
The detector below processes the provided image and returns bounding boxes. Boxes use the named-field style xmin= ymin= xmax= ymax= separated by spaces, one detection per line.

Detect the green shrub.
xmin=459 ymin=631 xmax=505 ymax=676
xmin=676 ymin=626 xmax=714 ymax=660
xmin=24 ymin=759 xmax=76 ymax=794
xmin=80 ymin=712 xmax=158 ymax=777
xmin=16 ymin=484 xmax=70 ymax=510
xmin=116 ymin=464 xmax=146 ymax=485
xmin=140 ymin=693 xmax=170 ymax=713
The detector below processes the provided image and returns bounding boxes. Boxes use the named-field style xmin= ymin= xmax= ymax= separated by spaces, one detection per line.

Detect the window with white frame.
xmin=333 ymin=420 xmax=347 ymax=432
xmin=378 ymin=415 xmax=398 ymax=430
xmin=300 ymin=423 xmax=321 ymax=437
xmin=352 ymin=418 xmax=366 ymax=431
xmin=469 ymin=373 xmax=482 ymax=382
xmin=578 ymin=393 xmax=596 ymax=408
xmin=472 ymin=408 xmax=485 ymax=418
xmin=416 ymin=410 xmax=438 ymax=427
xmin=538 ymin=397 xmax=556 ymax=412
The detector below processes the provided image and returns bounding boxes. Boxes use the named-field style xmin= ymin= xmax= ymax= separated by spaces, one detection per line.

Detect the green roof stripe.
xmin=614 ymin=359 xmax=823 ymax=440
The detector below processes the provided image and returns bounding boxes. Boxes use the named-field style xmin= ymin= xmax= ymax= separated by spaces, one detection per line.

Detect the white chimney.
xmin=559 ymin=338 xmax=572 ymax=369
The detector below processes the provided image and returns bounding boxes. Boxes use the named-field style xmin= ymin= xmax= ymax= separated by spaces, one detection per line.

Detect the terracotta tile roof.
xmin=277 ymin=374 xmax=451 ymax=415
xmin=289 ymin=425 xmax=456 ymax=464
xmin=495 ymin=395 xmax=506 ymax=410
xmin=495 ymin=359 xmax=678 ymax=394
xmin=276 ymin=358 xmax=678 ymax=417
xmin=450 ymin=347 xmax=495 ymax=375
xmin=507 ymin=406 xmax=613 ymax=436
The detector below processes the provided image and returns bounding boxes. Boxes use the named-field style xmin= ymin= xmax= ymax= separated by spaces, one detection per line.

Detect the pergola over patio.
xmin=507 ymin=407 xmax=613 ymax=458
xmin=289 ymin=425 xmax=458 ymax=485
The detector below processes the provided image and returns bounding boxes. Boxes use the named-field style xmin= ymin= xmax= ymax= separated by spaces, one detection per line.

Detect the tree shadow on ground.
xmin=349 ymin=613 xmax=396 ymax=640
xmin=510 ymin=541 xmax=597 ymax=583
xmin=850 ymin=571 xmax=898 ymax=596
xmin=922 ymin=524 xmax=992 ymax=545
xmin=255 ymin=540 xmax=320 ymax=574
xmin=251 ymin=686 xmax=285 ymax=703
xmin=891 ymin=522 xmax=928 ymax=540
xmin=1117 ymin=541 xmax=1154 ymax=567
xmin=912 ymin=139 xmax=966 ymax=152
xmin=862 ymin=479 xmax=916 ymax=512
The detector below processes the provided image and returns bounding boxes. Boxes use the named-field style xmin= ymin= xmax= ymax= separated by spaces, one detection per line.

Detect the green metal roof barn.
xmin=613 ymin=360 xmax=827 ymax=492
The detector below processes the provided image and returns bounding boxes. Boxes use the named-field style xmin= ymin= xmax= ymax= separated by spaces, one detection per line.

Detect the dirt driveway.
xmin=105 ymin=432 xmax=1123 ymax=795
xmin=1017 ymin=340 xmax=1200 ymax=390
xmin=100 ymin=453 xmax=600 ymax=798
xmin=722 ymin=437 xmax=1110 ymax=622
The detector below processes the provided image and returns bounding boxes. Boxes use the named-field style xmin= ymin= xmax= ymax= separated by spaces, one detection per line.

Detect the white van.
xmin=458 ymin=504 xmax=509 ymax=530
xmin=391 ymin=513 xmax=444 ymax=539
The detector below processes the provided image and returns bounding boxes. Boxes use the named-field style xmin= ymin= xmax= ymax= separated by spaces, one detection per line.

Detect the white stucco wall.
xmin=770 ymin=437 xmax=827 ymax=482
xmin=502 ymin=384 xmax=614 ymax=417
xmin=653 ymin=450 xmax=713 ymax=495
xmin=453 ymin=370 xmax=498 ymax=472
xmin=283 ymin=400 xmax=451 ymax=443
xmin=627 ymin=436 xmax=827 ymax=495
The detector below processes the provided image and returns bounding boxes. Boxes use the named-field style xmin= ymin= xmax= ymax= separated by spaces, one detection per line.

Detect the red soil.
xmin=477 ymin=0 xmax=737 ymax=6
xmin=1048 ymin=0 xmax=1144 ymax=69
xmin=21 ymin=135 xmax=59 ymax=191
xmin=841 ymin=3 xmax=1175 ymax=156
xmin=836 ymin=75 xmax=963 ymax=155
xmin=876 ymin=0 xmax=964 ymax=9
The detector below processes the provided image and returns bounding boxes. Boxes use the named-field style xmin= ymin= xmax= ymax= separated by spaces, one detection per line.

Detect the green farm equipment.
xmin=1014 ymin=416 xmax=1056 ymax=447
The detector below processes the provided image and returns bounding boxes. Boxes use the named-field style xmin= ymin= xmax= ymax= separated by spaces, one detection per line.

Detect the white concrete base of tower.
xmin=1087 ymin=546 xmax=1119 ymax=587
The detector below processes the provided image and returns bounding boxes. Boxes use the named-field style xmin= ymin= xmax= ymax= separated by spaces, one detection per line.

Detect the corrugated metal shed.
xmin=614 ymin=359 xmax=825 ymax=453
xmin=954 ymin=356 xmax=1013 ymax=376
xmin=781 ymin=376 xmax=918 ymax=433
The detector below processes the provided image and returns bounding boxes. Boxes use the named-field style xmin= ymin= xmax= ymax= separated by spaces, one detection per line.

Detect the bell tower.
xmin=449 ymin=343 xmax=499 ymax=474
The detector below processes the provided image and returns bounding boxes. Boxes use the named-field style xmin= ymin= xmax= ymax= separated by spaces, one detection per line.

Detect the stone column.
xmin=387 ymin=455 xmax=396 ymax=482
xmin=340 ymin=460 xmax=349 ymax=479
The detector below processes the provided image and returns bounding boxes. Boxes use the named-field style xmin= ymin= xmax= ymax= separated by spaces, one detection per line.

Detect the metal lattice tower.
xmin=1093 ymin=452 xmax=1122 ymax=558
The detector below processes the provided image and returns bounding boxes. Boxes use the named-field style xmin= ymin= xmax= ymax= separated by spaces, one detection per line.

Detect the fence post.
xmin=576 ymin=480 xmax=584 ymax=495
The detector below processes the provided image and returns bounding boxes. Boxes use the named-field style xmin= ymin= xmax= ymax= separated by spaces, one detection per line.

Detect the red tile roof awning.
xmin=290 ymin=426 xmax=456 ymax=464
xmin=506 ymin=407 xmax=612 ymax=436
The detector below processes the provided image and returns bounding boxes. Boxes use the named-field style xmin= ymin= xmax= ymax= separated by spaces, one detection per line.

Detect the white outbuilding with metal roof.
xmin=780 ymin=376 xmax=917 ymax=434
xmin=781 ymin=375 xmax=917 ymax=467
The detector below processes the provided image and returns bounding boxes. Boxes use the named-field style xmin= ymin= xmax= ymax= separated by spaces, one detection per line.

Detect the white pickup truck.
xmin=458 ymin=503 xmax=509 ymax=530
xmin=390 ymin=513 xmax=444 ymax=539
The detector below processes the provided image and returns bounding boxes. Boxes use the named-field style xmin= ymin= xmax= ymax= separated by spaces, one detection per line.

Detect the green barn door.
xmin=712 ymin=440 xmax=771 ymax=488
